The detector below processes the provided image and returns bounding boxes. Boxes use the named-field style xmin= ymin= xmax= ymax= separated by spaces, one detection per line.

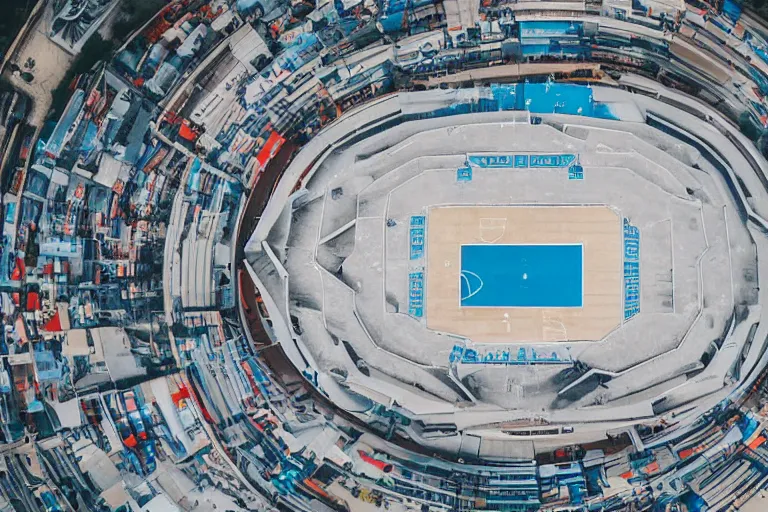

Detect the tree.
xmin=111 ymin=0 xmax=166 ymax=42
xmin=0 ymin=0 xmax=34 ymax=60
xmin=738 ymin=110 xmax=760 ymax=141
xmin=757 ymin=130 xmax=768 ymax=159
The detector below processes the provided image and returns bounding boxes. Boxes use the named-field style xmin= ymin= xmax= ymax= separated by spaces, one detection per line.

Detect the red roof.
xmin=256 ymin=131 xmax=285 ymax=169
xmin=42 ymin=311 xmax=62 ymax=332
xmin=26 ymin=292 xmax=40 ymax=311
xmin=11 ymin=257 xmax=25 ymax=281
xmin=178 ymin=120 xmax=199 ymax=142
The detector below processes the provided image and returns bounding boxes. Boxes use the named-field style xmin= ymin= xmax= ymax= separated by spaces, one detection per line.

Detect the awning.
xmin=255 ymin=131 xmax=286 ymax=170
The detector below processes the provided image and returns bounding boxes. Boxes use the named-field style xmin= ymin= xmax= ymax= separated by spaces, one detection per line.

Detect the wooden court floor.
xmin=425 ymin=205 xmax=622 ymax=342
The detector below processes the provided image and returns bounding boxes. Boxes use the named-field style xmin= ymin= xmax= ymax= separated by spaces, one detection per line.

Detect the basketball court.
xmin=426 ymin=205 xmax=622 ymax=342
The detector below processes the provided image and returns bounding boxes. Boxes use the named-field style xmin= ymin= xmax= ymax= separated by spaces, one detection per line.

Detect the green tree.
xmin=0 ymin=0 xmax=34 ymax=60
xmin=738 ymin=111 xmax=760 ymax=141
xmin=111 ymin=0 xmax=166 ymax=42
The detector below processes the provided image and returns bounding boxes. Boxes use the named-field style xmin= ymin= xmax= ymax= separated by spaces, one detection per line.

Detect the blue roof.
xmin=524 ymin=82 xmax=595 ymax=117
xmin=519 ymin=21 xmax=582 ymax=39
xmin=723 ymin=0 xmax=742 ymax=24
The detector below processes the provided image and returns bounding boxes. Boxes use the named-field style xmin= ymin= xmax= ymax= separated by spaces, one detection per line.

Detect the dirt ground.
xmin=3 ymin=2 xmax=73 ymax=126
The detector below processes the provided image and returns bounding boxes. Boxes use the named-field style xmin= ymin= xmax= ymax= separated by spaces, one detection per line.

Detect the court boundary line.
xmin=426 ymin=203 xmax=621 ymax=342
xmin=619 ymin=210 xmax=626 ymax=325
xmin=541 ymin=314 xmax=569 ymax=342
xmin=429 ymin=202 xmax=612 ymax=209
xmin=461 ymin=243 xmax=585 ymax=246
xmin=459 ymin=270 xmax=484 ymax=301
xmin=422 ymin=206 xmax=429 ymax=318
xmin=479 ymin=217 xmax=507 ymax=243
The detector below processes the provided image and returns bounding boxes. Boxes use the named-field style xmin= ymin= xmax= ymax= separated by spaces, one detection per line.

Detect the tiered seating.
xmin=456 ymin=166 xmax=472 ymax=182
xmin=409 ymin=215 xmax=425 ymax=260
xmin=466 ymin=153 xmax=576 ymax=169
xmin=408 ymin=271 xmax=424 ymax=317
xmin=568 ymin=164 xmax=584 ymax=180
xmin=623 ymin=218 xmax=640 ymax=320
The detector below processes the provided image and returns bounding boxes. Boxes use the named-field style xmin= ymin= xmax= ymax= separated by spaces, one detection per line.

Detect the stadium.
xmin=244 ymin=80 xmax=768 ymax=461
xmin=12 ymin=0 xmax=768 ymax=509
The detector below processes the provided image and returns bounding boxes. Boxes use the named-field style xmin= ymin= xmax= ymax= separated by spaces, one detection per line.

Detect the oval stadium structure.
xmin=5 ymin=1 xmax=768 ymax=511
xmin=243 ymin=80 xmax=768 ymax=505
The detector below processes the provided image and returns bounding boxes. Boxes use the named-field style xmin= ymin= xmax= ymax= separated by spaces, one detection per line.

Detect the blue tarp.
xmin=593 ymin=103 xmax=620 ymax=120
xmin=723 ymin=0 xmax=742 ymax=24
xmin=380 ymin=0 xmax=434 ymax=15
xmin=275 ymin=33 xmax=322 ymax=71
xmin=739 ymin=413 xmax=759 ymax=440
xmin=187 ymin=158 xmax=203 ymax=193
xmin=749 ymin=67 xmax=768 ymax=95
xmin=4 ymin=203 xmax=15 ymax=225
xmin=754 ymin=46 xmax=768 ymax=67
xmin=382 ymin=0 xmax=408 ymax=14
xmin=34 ymin=351 xmax=62 ymax=381
xmin=45 ymin=89 xmax=85 ymax=157
xmin=379 ymin=11 xmax=405 ymax=32
xmin=489 ymin=83 xmax=620 ymax=120
xmin=524 ymin=82 xmax=595 ymax=116
xmin=236 ymin=0 xmax=264 ymax=13
xmin=521 ymin=44 xmax=554 ymax=56
xmin=490 ymin=84 xmax=517 ymax=110
xmin=114 ymin=49 xmax=141 ymax=77
xmin=519 ymin=21 xmax=582 ymax=39
xmin=681 ymin=492 xmax=707 ymax=512
xmin=521 ymin=43 xmax=589 ymax=57
xmin=80 ymin=121 xmax=99 ymax=154
xmin=136 ymin=143 xmax=161 ymax=172
xmin=751 ymin=99 xmax=768 ymax=118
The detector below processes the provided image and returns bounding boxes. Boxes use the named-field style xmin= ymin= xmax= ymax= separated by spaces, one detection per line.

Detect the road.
xmin=237 ymin=140 xmax=298 ymax=253
xmin=234 ymin=140 xmax=297 ymax=347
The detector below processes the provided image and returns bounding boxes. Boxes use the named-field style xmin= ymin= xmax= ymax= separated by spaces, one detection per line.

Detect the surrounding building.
xmin=0 ymin=0 xmax=768 ymax=510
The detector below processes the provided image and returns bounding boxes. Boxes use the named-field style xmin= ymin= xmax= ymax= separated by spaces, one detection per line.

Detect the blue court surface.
xmin=460 ymin=244 xmax=583 ymax=307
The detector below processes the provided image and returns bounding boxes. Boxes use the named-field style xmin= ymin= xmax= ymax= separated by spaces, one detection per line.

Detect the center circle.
xmin=522 ymin=273 xmax=528 ymax=280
